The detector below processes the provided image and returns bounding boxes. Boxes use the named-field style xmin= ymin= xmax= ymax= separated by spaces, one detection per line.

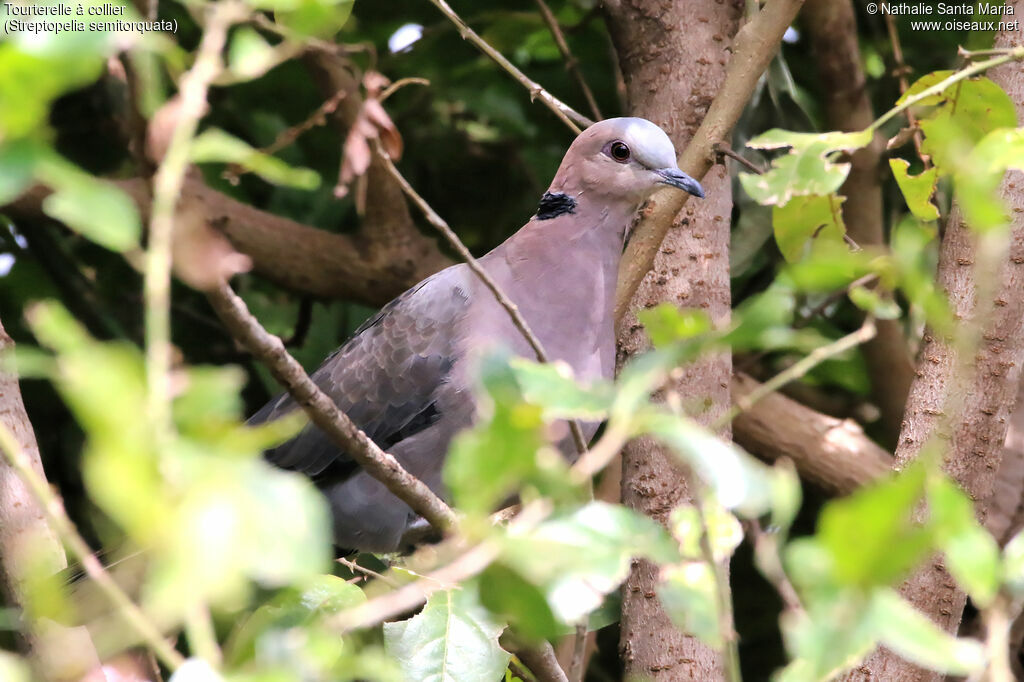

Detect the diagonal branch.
xmin=205 ymin=280 xmax=458 ymax=535
xmin=425 ymin=0 xmax=592 ymax=133
xmin=533 ymin=0 xmax=602 ymax=122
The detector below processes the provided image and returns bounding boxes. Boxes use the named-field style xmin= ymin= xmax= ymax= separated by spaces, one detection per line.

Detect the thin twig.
xmin=145 ymin=1 xmax=245 ymax=444
xmin=713 ymin=142 xmax=763 ymax=175
xmin=337 ymin=556 xmax=401 ymax=588
xmin=568 ymin=622 xmax=587 ymax=682
xmin=692 ymin=489 xmax=741 ymax=682
xmin=716 ymin=318 xmax=878 ymax=429
xmin=373 ymin=144 xmax=590 ymax=457
xmin=425 ymin=0 xmax=591 ymax=133
xmin=379 ymin=77 xmax=431 ymax=103
xmin=0 ymin=424 xmax=185 ymax=671
xmin=883 ymin=11 xmax=927 ymax=164
xmin=747 ymin=518 xmax=803 ymax=615
xmin=532 ymin=0 xmax=601 ymax=122
xmin=206 ymin=280 xmax=458 ymax=534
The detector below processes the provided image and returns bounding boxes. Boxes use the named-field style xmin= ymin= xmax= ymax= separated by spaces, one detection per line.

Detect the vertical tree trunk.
xmin=604 ymin=1 xmax=742 ymax=678
xmin=839 ymin=8 xmax=1024 ymax=679
xmin=804 ymin=0 xmax=914 ymax=447
xmin=0 ymin=318 xmax=102 ymax=681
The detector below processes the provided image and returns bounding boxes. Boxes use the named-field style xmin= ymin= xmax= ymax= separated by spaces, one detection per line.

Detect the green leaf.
xmin=817 ymin=463 xmax=931 ymax=588
xmin=771 ymin=194 xmax=847 ymax=263
xmin=869 ymin=590 xmax=985 ymax=676
xmin=848 ymin=286 xmax=902 ymax=320
xmin=658 ymin=562 xmax=722 ymax=648
xmin=927 ymin=476 xmax=1001 ymax=607
xmin=637 ymin=305 xmax=713 ymax=347
xmin=642 ymin=412 xmax=780 ymax=518
xmin=1004 ymin=529 xmax=1024 ymax=598
xmin=740 ymin=129 xmax=872 ymax=206
xmin=500 ymin=502 xmax=678 ymax=623
xmin=384 ymin=586 xmax=510 ymax=682
xmin=0 ymin=139 xmax=40 ymax=204
xmin=776 ymin=594 xmax=877 ymax=681
xmin=669 ymin=503 xmax=742 ymax=562
xmin=507 ymin=357 xmax=614 ymax=421
xmin=957 ymin=128 xmax=1024 ymax=232
xmin=34 ymin=155 xmax=140 ymax=252
xmin=191 ymin=129 xmax=320 ymax=189
xmin=444 ymin=358 xmax=553 ymax=517
xmin=478 ymin=564 xmax=559 ymax=641
xmin=228 ymin=27 xmax=278 ymax=80
xmin=889 ymin=159 xmax=940 ymax=221
xmin=274 ymin=0 xmax=355 ymax=38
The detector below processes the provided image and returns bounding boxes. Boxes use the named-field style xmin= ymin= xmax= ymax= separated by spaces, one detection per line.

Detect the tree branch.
xmin=205 ymin=279 xmax=458 ymax=535
xmin=425 ymin=0 xmax=591 ymax=133
xmin=532 ymin=0 xmax=602 ymax=122
xmin=731 ymin=373 xmax=892 ymax=496
xmin=4 ymin=177 xmax=450 ymax=307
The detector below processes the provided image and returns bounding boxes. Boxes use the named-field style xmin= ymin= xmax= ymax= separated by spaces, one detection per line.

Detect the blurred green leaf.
xmin=1004 ymin=530 xmax=1024 ymax=598
xmin=0 ymin=139 xmax=40 ymax=204
xmin=775 ymin=595 xmax=876 ymax=682
xmin=478 ymin=564 xmax=559 ymax=641
xmin=669 ymin=503 xmax=742 ymax=562
xmin=507 ymin=357 xmax=614 ymax=421
xmin=869 ymin=589 xmax=985 ymax=676
xmin=927 ymin=476 xmax=1001 ymax=607
xmin=642 ymin=412 xmax=780 ymax=518
xmin=191 ymin=129 xmax=320 ymax=189
xmin=229 ymin=28 xmax=279 ymax=80
xmin=384 ymin=586 xmax=510 ymax=682
xmin=274 ymin=0 xmax=355 ymax=38
xmin=848 ymin=286 xmax=901 ymax=320
xmin=817 ymin=464 xmax=930 ymax=588
xmin=500 ymin=502 xmax=678 ymax=623
xmin=740 ymin=129 xmax=872 ymax=206
xmin=34 ymin=155 xmax=140 ymax=252
xmin=889 ymin=159 xmax=939 ymax=221
xmin=957 ymin=127 xmax=1024 ymax=232
xmin=658 ymin=562 xmax=721 ymax=648
xmin=637 ymin=305 xmax=713 ymax=348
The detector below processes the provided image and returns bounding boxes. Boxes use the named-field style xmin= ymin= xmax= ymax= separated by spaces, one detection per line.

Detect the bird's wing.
xmin=249 ymin=266 xmax=469 ymax=479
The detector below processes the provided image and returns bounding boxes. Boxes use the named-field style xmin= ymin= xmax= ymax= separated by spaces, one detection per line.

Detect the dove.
xmin=250 ymin=117 xmax=704 ymax=552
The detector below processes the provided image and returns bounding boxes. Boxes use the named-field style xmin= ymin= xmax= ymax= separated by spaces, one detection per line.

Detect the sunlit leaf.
xmin=384 ymin=586 xmax=510 ymax=682
xmin=669 ymin=503 xmax=742 ymax=562
xmin=637 ymin=305 xmax=713 ymax=348
xmin=228 ymin=28 xmax=278 ymax=80
xmin=771 ymin=194 xmax=847 ymax=263
xmin=507 ymin=357 xmax=614 ymax=421
xmin=889 ymin=159 xmax=939 ymax=221
xmin=658 ymin=562 xmax=721 ymax=648
xmin=500 ymin=502 xmax=678 ymax=623
xmin=1004 ymin=530 xmax=1024 ymax=598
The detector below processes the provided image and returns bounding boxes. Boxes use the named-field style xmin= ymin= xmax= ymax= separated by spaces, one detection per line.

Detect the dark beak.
xmin=655 ymin=168 xmax=705 ymax=198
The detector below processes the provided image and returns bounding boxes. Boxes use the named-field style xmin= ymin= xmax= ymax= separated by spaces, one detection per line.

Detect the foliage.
xmin=0 ymin=0 xmax=1022 ymax=681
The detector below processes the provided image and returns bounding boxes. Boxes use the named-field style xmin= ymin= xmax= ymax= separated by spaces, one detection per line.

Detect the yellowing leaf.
xmin=772 ymin=194 xmax=847 ymax=263
xmin=889 ymin=159 xmax=939 ymax=221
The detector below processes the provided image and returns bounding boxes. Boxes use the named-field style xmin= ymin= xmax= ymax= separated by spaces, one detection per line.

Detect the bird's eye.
xmin=609 ymin=141 xmax=631 ymax=163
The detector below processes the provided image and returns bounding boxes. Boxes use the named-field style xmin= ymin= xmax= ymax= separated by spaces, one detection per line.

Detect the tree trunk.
xmin=0 ymin=318 xmax=102 ymax=681
xmin=604 ymin=0 xmax=742 ymax=678
xmin=839 ymin=9 xmax=1024 ymax=679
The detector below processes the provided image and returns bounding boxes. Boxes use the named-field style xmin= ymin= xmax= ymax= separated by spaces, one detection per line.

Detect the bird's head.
xmin=546 ymin=117 xmax=704 ymax=210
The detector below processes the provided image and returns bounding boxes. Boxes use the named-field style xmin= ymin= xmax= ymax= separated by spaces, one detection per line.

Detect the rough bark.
xmin=803 ymin=0 xmax=914 ymax=447
xmin=840 ymin=11 xmax=1024 ymax=679
xmin=604 ymin=0 xmax=743 ymax=678
xmin=0 ymin=318 xmax=102 ymax=681
xmin=4 ymin=177 xmax=452 ymax=308
xmin=731 ymin=373 xmax=892 ymax=496
xmin=984 ymin=377 xmax=1024 ymax=546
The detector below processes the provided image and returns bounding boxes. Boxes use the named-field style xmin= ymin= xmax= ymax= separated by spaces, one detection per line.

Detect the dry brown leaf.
xmin=333 ymin=71 xmax=404 ymax=198
xmin=171 ymin=201 xmax=252 ymax=290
